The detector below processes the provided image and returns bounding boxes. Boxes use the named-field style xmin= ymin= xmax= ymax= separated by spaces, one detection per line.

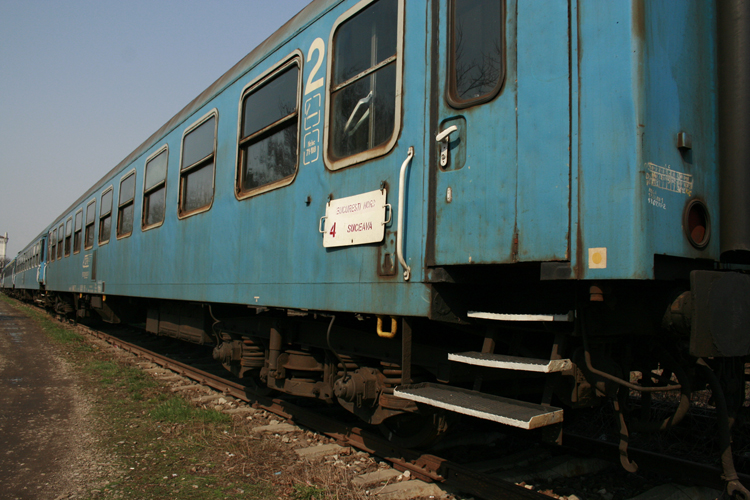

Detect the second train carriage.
xmin=9 ymin=0 xmax=750 ymax=491
xmin=2 ymin=236 xmax=46 ymax=299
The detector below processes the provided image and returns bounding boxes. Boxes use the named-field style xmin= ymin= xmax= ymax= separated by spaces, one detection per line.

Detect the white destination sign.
xmin=322 ymin=189 xmax=388 ymax=248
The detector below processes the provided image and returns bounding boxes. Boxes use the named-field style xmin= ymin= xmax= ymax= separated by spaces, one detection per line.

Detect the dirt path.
xmin=0 ymin=301 xmax=102 ymax=500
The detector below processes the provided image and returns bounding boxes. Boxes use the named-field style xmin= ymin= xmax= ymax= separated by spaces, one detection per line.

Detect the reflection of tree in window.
xmin=118 ymin=173 xmax=136 ymax=237
xmin=451 ymin=0 xmax=503 ymax=102
xmin=330 ymin=0 xmax=397 ymax=160
xmin=64 ymin=219 xmax=72 ymax=256
xmin=85 ymin=200 xmax=96 ymax=249
xmin=99 ymin=189 xmax=113 ymax=244
xmin=238 ymin=64 xmax=299 ymax=194
xmin=74 ymin=211 xmax=82 ymax=253
xmin=144 ymin=149 xmax=167 ymax=228
xmin=50 ymin=229 xmax=56 ymax=262
xmin=57 ymin=224 xmax=64 ymax=258
xmin=180 ymin=117 xmax=216 ymax=215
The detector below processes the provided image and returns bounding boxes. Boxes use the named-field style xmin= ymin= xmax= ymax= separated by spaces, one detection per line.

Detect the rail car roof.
xmin=43 ymin=0 xmax=331 ymax=234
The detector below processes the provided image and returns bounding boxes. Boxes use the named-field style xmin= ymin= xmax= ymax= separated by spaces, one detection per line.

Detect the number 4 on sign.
xmin=329 ymin=222 xmax=336 ymax=238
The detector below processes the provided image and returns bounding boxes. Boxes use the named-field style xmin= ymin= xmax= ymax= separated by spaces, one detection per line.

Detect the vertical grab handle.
xmin=397 ymin=147 xmax=415 ymax=281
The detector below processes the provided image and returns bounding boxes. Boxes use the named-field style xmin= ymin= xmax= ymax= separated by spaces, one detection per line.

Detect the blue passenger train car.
xmin=8 ymin=0 xmax=750 ymax=492
xmin=3 ymin=237 xmax=46 ymax=300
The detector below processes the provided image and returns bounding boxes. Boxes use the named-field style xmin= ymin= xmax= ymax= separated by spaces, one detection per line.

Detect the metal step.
xmin=394 ymin=382 xmax=563 ymax=430
xmin=467 ymin=311 xmax=574 ymax=322
xmin=449 ymin=352 xmax=572 ymax=373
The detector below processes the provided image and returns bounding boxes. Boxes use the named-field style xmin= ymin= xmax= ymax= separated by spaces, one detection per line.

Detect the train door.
xmin=427 ymin=0 xmax=570 ymax=266
xmin=322 ymin=0 xmax=429 ymax=283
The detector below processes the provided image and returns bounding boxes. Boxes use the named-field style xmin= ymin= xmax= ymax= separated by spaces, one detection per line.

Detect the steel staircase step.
xmin=393 ymin=382 xmax=563 ymax=429
xmin=467 ymin=311 xmax=574 ymax=322
xmin=448 ymin=352 xmax=572 ymax=373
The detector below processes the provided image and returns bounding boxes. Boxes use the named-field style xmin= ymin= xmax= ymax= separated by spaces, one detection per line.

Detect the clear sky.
xmin=0 ymin=0 xmax=311 ymax=259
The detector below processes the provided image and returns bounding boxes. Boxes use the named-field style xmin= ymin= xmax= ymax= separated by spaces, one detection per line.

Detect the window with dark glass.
xmin=65 ymin=217 xmax=73 ymax=257
xmin=57 ymin=224 xmax=64 ymax=258
xmin=73 ymin=210 xmax=83 ymax=253
xmin=143 ymin=149 xmax=167 ymax=229
xmin=64 ymin=218 xmax=72 ymax=256
xmin=238 ymin=61 xmax=299 ymax=197
xmin=179 ymin=115 xmax=216 ymax=216
xmin=329 ymin=0 xmax=399 ymax=165
xmin=448 ymin=0 xmax=504 ymax=106
xmin=50 ymin=230 xmax=56 ymax=262
xmin=99 ymin=188 xmax=113 ymax=244
xmin=85 ymin=200 xmax=96 ymax=249
xmin=117 ymin=172 xmax=136 ymax=238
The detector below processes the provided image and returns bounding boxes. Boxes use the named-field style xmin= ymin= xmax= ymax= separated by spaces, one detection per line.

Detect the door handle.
xmin=436 ymin=125 xmax=458 ymax=167
xmin=436 ymin=125 xmax=458 ymax=143
xmin=397 ymin=147 xmax=415 ymax=281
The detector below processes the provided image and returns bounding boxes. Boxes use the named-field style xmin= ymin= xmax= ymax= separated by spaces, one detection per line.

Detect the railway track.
xmin=35 ymin=311 xmax=748 ymax=500
xmin=75 ymin=321 xmax=550 ymax=500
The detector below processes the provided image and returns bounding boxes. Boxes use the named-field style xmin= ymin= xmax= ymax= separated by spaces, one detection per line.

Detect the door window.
xmin=447 ymin=0 xmax=504 ymax=107
xmin=326 ymin=0 xmax=403 ymax=169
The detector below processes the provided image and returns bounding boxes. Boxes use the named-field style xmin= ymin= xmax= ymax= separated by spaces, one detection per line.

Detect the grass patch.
xmin=150 ymin=396 xmax=230 ymax=424
xmin=85 ymin=360 xmax=157 ymax=400
xmin=293 ymin=483 xmax=326 ymax=500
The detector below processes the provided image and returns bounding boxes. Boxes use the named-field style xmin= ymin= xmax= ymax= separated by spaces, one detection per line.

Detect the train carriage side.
xmin=43 ymin=0 xmax=432 ymax=317
xmin=9 ymin=236 xmax=47 ymax=301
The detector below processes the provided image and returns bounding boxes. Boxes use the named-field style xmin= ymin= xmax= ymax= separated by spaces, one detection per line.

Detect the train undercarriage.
xmin=9 ymin=267 xmax=750 ymax=497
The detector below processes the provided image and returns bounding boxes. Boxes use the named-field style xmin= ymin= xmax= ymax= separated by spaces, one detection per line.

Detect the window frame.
xmin=116 ymin=169 xmax=137 ymax=239
xmin=445 ymin=0 xmax=506 ymax=109
xmin=99 ymin=186 xmax=114 ymax=246
xmin=178 ymin=110 xmax=218 ymax=219
xmin=142 ymin=145 xmax=169 ymax=231
xmin=73 ymin=209 xmax=83 ymax=254
xmin=235 ymin=53 xmax=302 ymax=200
xmin=84 ymin=199 xmax=96 ymax=250
xmin=50 ymin=229 xmax=56 ymax=262
xmin=57 ymin=224 xmax=64 ymax=259
xmin=64 ymin=217 xmax=73 ymax=257
xmin=323 ymin=0 xmax=405 ymax=171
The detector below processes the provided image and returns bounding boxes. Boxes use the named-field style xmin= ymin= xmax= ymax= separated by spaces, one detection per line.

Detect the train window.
xmin=99 ymin=187 xmax=113 ymax=245
xmin=326 ymin=0 xmax=402 ymax=170
xmin=447 ymin=0 xmax=504 ymax=107
xmin=117 ymin=171 xmax=136 ymax=238
xmin=179 ymin=113 xmax=217 ymax=217
xmin=85 ymin=199 xmax=96 ymax=250
xmin=64 ymin=218 xmax=73 ymax=257
xmin=237 ymin=58 xmax=300 ymax=198
xmin=73 ymin=210 xmax=83 ymax=254
xmin=50 ymin=230 xmax=56 ymax=262
xmin=57 ymin=224 xmax=64 ymax=258
xmin=143 ymin=147 xmax=168 ymax=230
